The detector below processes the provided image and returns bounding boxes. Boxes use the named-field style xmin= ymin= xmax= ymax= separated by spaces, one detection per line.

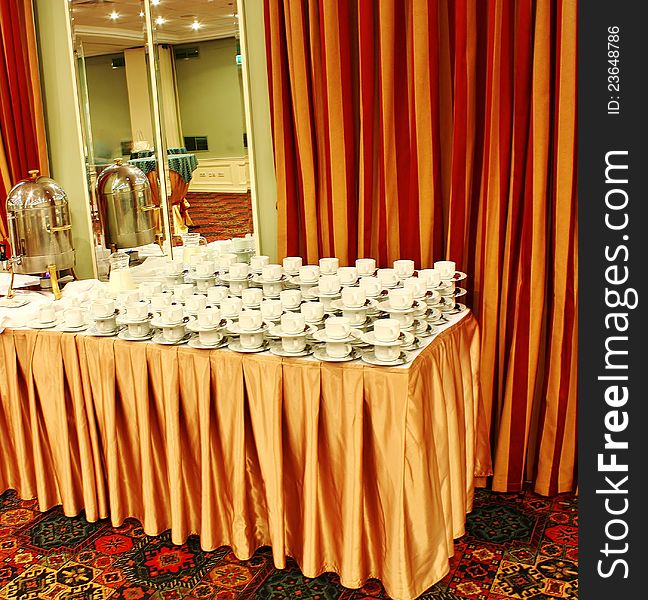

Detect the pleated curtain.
xmin=264 ymin=0 xmax=577 ymax=495
xmin=0 ymin=0 xmax=49 ymax=241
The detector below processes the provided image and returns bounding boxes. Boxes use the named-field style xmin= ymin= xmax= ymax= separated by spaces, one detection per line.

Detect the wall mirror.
xmin=69 ymin=0 xmax=255 ymax=277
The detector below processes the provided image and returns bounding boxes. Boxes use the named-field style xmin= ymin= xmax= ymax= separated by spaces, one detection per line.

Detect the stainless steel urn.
xmin=96 ymin=158 xmax=156 ymax=249
xmin=6 ymin=170 xmax=75 ymax=273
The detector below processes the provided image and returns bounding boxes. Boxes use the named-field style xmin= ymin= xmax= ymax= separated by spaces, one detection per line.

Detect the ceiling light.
xmin=109 ymin=11 xmax=119 ymax=20
xmin=191 ymin=21 xmax=202 ymax=31
xmin=155 ymin=16 xmax=166 ymax=25
xmin=151 ymin=0 xmax=160 ymax=5
xmin=139 ymin=11 xmax=144 ymax=17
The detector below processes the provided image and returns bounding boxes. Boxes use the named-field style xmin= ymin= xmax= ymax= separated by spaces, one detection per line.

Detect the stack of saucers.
xmin=117 ymin=300 xmax=153 ymax=341
xmin=268 ymin=312 xmax=316 ymax=357
xmin=312 ymin=316 xmax=361 ymax=362
xmin=433 ymin=260 xmax=468 ymax=313
xmin=187 ymin=306 xmax=229 ymax=349
xmin=227 ymin=309 xmax=269 ymax=353
xmin=150 ymin=303 xmax=191 ymax=345
xmin=360 ymin=318 xmax=413 ymax=366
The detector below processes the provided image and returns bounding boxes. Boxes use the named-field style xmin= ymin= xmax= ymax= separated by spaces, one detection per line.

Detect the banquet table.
xmin=0 ymin=309 xmax=491 ymax=600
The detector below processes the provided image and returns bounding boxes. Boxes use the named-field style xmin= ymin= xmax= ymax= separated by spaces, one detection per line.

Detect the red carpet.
xmin=186 ymin=192 xmax=254 ymax=242
xmin=0 ymin=488 xmax=577 ymax=599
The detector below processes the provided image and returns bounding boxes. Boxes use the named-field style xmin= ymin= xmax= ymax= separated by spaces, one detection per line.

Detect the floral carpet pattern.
xmin=0 ymin=488 xmax=577 ymax=599
xmin=185 ymin=192 xmax=253 ymax=242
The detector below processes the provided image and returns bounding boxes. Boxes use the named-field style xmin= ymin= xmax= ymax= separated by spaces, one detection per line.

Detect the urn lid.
xmin=96 ymin=158 xmax=150 ymax=197
xmin=6 ymin=170 xmax=68 ymax=211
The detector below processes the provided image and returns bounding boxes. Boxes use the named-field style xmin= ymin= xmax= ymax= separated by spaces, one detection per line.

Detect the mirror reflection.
xmin=148 ymin=0 xmax=253 ymax=244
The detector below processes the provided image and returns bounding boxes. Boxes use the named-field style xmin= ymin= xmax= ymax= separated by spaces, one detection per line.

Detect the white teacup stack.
xmin=312 ymin=316 xmax=357 ymax=360
xmin=90 ymin=298 xmax=118 ymax=335
xmin=116 ymin=300 xmax=152 ymax=339
xmin=379 ymin=287 xmax=417 ymax=328
xmin=234 ymin=309 xmax=267 ymax=350
xmin=187 ymin=305 xmax=227 ymax=348
xmin=362 ymin=318 xmax=403 ymax=363
xmin=184 ymin=293 xmax=208 ymax=316
xmin=257 ymin=264 xmax=284 ymax=298
xmin=294 ymin=264 xmax=320 ymax=292
xmin=337 ymin=286 xmax=369 ymax=326
xmin=300 ymin=301 xmax=325 ymax=326
xmin=150 ymin=302 xmax=189 ymax=343
xmin=224 ymin=262 xmax=251 ymax=295
xmin=269 ymin=312 xmax=311 ymax=355
xmin=33 ymin=302 xmax=59 ymax=329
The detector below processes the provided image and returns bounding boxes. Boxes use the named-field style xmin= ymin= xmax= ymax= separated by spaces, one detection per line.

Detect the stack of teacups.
xmin=258 ymin=264 xmax=284 ymax=297
xmin=382 ymin=288 xmax=416 ymax=328
xmin=319 ymin=257 xmax=339 ymax=275
xmin=150 ymin=291 xmax=173 ymax=315
xmin=402 ymin=278 xmax=431 ymax=317
xmin=313 ymin=274 xmax=341 ymax=309
xmin=294 ymin=265 xmax=320 ymax=292
xmin=393 ymin=259 xmax=416 ymax=281
xmin=356 ymin=258 xmax=376 ymax=277
xmin=184 ymin=293 xmax=208 ymax=316
xmin=434 ymin=260 xmax=462 ymax=310
xmin=207 ymin=286 xmax=229 ymax=306
xmin=139 ymin=280 xmax=163 ymax=301
xmin=338 ymin=286 xmax=369 ymax=326
xmin=242 ymin=287 xmax=263 ymax=310
xmin=225 ymin=262 xmax=251 ymax=295
xmin=33 ymin=303 xmax=58 ymax=329
xmin=235 ymin=309 xmax=266 ymax=350
xmin=193 ymin=260 xmax=217 ymax=291
xmin=164 ymin=260 xmax=185 ymax=288
xmin=362 ymin=318 xmax=403 ymax=363
xmin=232 ymin=236 xmax=253 ymax=256
xmin=60 ymin=305 xmax=88 ymax=331
xmin=270 ymin=312 xmax=310 ymax=355
xmin=338 ymin=266 xmax=358 ymax=287
xmin=173 ymin=283 xmax=195 ymax=304
xmin=376 ymin=268 xmax=399 ymax=289
xmin=280 ymin=289 xmax=302 ymax=312
xmin=283 ymin=256 xmax=303 ymax=277
xmin=90 ymin=298 xmax=118 ymax=335
xmin=313 ymin=316 xmax=356 ymax=360
xmin=250 ymin=255 xmax=270 ymax=274
xmin=187 ymin=305 xmax=227 ymax=348
xmin=117 ymin=300 xmax=152 ymax=339
xmin=151 ymin=303 xmax=188 ymax=343
xmin=300 ymin=301 xmax=325 ymax=326
xmin=116 ymin=290 xmax=140 ymax=309
xmin=220 ymin=296 xmax=243 ymax=321
xmin=260 ymin=298 xmax=283 ymax=322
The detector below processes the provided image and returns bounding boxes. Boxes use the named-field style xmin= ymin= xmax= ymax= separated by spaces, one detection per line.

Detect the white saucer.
xmin=378 ymin=299 xmax=426 ymax=314
xmin=442 ymin=287 xmax=467 ymax=298
xmin=330 ymin=298 xmax=378 ymax=312
xmin=421 ymin=290 xmax=441 ymax=302
xmin=227 ymin=321 xmax=269 ymax=335
xmin=441 ymin=271 xmax=467 ymax=282
xmin=58 ymin=323 xmax=88 ymax=333
xmin=252 ymin=274 xmax=288 ymax=285
xmin=441 ymin=303 xmax=467 ymax=314
xmin=361 ymin=350 xmax=412 ymax=366
xmin=425 ymin=308 xmax=442 ymax=321
xmin=150 ymin=315 xmax=192 ymax=328
xmin=118 ymin=329 xmax=153 ymax=342
xmin=304 ymin=286 xmax=341 ymax=299
xmin=312 ymin=329 xmax=362 ymax=344
xmin=87 ymin=326 xmax=119 ymax=337
xmin=188 ymin=336 xmax=229 ymax=350
xmin=30 ymin=320 xmax=59 ymax=329
xmin=401 ymin=319 xmax=431 ymax=336
xmin=92 ymin=310 xmax=120 ymax=321
xmin=361 ymin=330 xmax=415 ymax=347
xmin=116 ymin=314 xmax=153 ymax=326
xmin=268 ymin=323 xmax=318 ymax=338
xmin=186 ymin=318 xmax=230 ymax=333
xmin=289 ymin=276 xmax=319 ymax=287
xmin=227 ymin=340 xmax=270 ymax=353
xmin=152 ymin=332 xmax=191 ymax=345
xmin=0 ymin=297 xmax=30 ymax=308
xmin=313 ymin=346 xmax=361 ymax=362
xmin=269 ymin=341 xmax=314 ymax=357
xmin=219 ymin=273 xmax=253 ymax=284
xmin=401 ymin=336 xmax=423 ymax=350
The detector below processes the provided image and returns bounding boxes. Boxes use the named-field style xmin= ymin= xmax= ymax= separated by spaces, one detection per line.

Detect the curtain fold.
xmin=265 ymin=0 xmax=577 ymax=495
xmin=0 ymin=0 xmax=49 ymax=241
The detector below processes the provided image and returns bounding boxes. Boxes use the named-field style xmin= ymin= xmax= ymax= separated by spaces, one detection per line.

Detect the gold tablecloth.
xmin=0 ymin=313 xmax=490 ymax=600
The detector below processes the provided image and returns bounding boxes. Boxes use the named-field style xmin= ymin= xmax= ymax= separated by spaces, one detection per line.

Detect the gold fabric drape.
xmin=0 ymin=314 xmax=489 ymax=600
xmin=265 ymin=0 xmax=577 ymax=495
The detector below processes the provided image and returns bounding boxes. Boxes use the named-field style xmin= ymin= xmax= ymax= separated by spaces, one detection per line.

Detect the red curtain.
xmin=0 ymin=0 xmax=49 ymax=240
xmin=265 ymin=0 xmax=577 ymax=495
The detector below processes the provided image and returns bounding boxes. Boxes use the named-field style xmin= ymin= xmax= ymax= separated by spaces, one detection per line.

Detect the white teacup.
xmin=242 ymin=287 xmax=263 ymax=307
xmin=393 ymin=259 xmax=415 ymax=279
xmin=281 ymin=311 xmax=305 ymax=334
xmin=375 ymin=344 xmax=401 ymax=362
xmin=377 ymin=268 xmax=399 ymax=287
xmin=127 ymin=321 xmax=151 ymax=338
xmin=161 ymin=303 xmax=184 ymax=325
xmin=418 ymin=269 xmax=441 ymax=288
xmin=117 ymin=290 xmax=139 ymax=306
xmin=139 ymin=281 xmax=163 ymax=300
xmin=443 ymin=295 xmax=456 ymax=310
xmin=262 ymin=281 xmax=284 ymax=297
xmin=325 ymin=316 xmax=351 ymax=340
xmin=355 ymin=258 xmax=376 ymax=276
xmin=173 ymin=283 xmax=195 ymax=301
xmin=196 ymin=261 xmax=216 ymax=278
xmin=260 ymin=299 xmax=283 ymax=320
xmin=319 ymin=274 xmax=341 ymax=295
xmin=126 ymin=300 xmax=150 ymax=321
xmin=198 ymin=306 xmax=222 ymax=328
xmin=359 ymin=276 xmax=382 ymax=297
xmin=232 ymin=237 xmax=248 ymax=252
xmin=434 ymin=260 xmax=456 ymax=280
xmin=185 ymin=294 xmax=208 ymax=313
xmin=91 ymin=299 xmax=115 ymax=319
xmin=95 ymin=316 xmax=117 ymax=333
xmin=151 ymin=292 xmax=173 ymax=311
xmin=389 ymin=288 xmax=414 ymax=310
xmin=403 ymin=277 xmax=427 ymax=298
xmin=198 ymin=329 xmax=223 ymax=346
xmin=282 ymin=336 xmax=307 ymax=353
xmin=342 ymin=309 xmax=367 ymax=326
xmin=390 ymin=312 xmax=415 ymax=328
xmin=319 ymin=257 xmax=339 ymax=275
xmin=39 ymin=304 xmax=57 ymax=324
xmin=374 ymin=318 xmax=400 ymax=342
xmin=165 ymin=260 xmax=184 ymax=277
xmin=262 ymin=264 xmax=283 ymax=282
xmin=338 ymin=266 xmax=358 ymax=286
xmin=162 ymin=323 xmax=186 ymax=342
xmin=239 ymin=309 xmax=263 ymax=332
xmin=240 ymin=331 xmax=264 ymax=349
xmin=250 ymin=255 xmax=270 ymax=271
xmin=299 ymin=265 xmax=320 ymax=283
xmin=280 ymin=289 xmax=302 ymax=310
xmin=221 ymin=296 xmax=243 ymax=318
xmin=326 ymin=341 xmax=352 ymax=358
xmin=301 ymin=301 xmax=324 ymax=323
xmin=63 ymin=307 xmax=85 ymax=328
xmin=220 ymin=253 xmax=238 ymax=269
xmin=283 ymin=256 xmax=303 ymax=274
xmin=341 ymin=286 xmax=366 ymax=308
xmin=229 ymin=263 xmax=249 ymax=280
xmin=207 ymin=286 xmax=229 ymax=304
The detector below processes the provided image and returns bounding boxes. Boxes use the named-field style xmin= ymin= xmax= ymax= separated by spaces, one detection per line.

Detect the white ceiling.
xmin=71 ymin=0 xmax=240 ymax=56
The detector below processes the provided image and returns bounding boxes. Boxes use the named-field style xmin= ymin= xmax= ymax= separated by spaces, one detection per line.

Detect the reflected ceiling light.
xmin=109 ymin=11 xmax=119 ymax=20
xmin=139 ymin=11 xmax=144 ymax=17
xmin=151 ymin=0 xmax=161 ymax=5
xmin=155 ymin=16 xmax=166 ymax=25
xmin=191 ymin=21 xmax=202 ymax=30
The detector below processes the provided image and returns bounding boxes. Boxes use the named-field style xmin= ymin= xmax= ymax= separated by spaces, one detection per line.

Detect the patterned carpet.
xmin=0 ymin=487 xmax=577 ymax=599
xmin=185 ymin=192 xmax=253 ymax=242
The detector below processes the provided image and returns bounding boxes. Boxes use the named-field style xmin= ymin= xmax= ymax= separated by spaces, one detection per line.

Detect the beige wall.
xmin=85 ymin=54 xmax=131 ymax=160
xmin=174 ymin=38 xmax=247 ymax=159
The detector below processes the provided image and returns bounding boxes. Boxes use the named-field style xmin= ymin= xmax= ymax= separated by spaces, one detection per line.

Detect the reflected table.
xmin=0 ymin=310 xmax=490 ymax=600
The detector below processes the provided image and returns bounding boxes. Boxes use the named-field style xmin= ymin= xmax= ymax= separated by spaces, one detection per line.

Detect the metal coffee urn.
xmin=96 ymin=158 xmax=156 ymax=249
xmin=2 ymin=170 xmax=75 ymax=300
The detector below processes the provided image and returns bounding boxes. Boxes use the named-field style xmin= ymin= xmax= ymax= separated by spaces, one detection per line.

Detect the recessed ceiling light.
xmin=191 ymin=21 xmax=202 ymax=30
xmin=155 ymin=16 xmax=166 ymax=25
xmin=109 ymin=11 xmax=119 ymax=20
